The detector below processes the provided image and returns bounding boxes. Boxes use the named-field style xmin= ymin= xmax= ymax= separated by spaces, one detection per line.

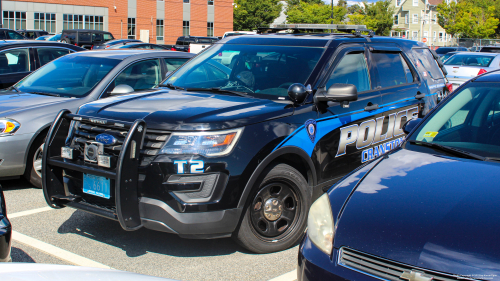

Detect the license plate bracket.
xmin=83 ymin=174 xmax=111 ymax=199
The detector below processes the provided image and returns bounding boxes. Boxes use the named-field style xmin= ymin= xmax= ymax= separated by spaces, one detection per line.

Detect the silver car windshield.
xmin=164 ymin=44 xmax=325 ymax=100
xmin=15 ymin=55 xmax=120 ymax=98
xmin=444 ymin=54 xmax=495 ymax=67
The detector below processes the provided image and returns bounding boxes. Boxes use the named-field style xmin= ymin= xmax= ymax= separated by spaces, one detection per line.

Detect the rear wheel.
xmin=24 ymin=135 xmax=45 ymax=188
xmin=234 ymin=163 xmax=310 ymax=253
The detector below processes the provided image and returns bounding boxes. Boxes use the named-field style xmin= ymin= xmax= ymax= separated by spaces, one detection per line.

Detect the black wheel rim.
xmin=250 ymin=182 xmax=300 ymax=239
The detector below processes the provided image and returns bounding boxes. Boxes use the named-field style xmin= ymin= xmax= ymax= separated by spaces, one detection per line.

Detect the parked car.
xmin=298 ymin=69 xmax=500 ymax=280
xmin=61 ymin=29 xmax=114 ymax=49
xmin=17 ymin=30 xmax=49 ymax=39
xmin=166 ymin=36 xmax=218 ymax=52
xmin=108 ymin=43 xmax=169 ymax=50
xmin=435 ymin=46 xmax=468 ymax=57
xmin=95 ymin=39 xmax=142 ymax=49
xmin=35 ymin=35 xmax=52 ymax=41
xmin=0 ymin=29 xmax=25 ymax=40
xmin=0 ymin=185 xmax=11 ymax=263
xmin=439 ymin=51 xmax=463 ymax=62
xmin=0 ymin=50 xmax=194 ymax=188
xmin=0 ymin=263 xmax=174 ymax=280
xmin=47 ymin=33 xmax=62 ymax=42
xmin=444 ymin=52 xmax=500 ymax=91
xmin=42 ymin=34 xmax=446 ymax=254
xmin=479 ymin=45 xmax=500 ymax=53
xmin=0 ymin=40 xmax=84 ymax=89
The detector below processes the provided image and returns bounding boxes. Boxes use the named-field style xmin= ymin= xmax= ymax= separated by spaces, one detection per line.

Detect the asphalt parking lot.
xmin=2 ymin=178 xmax=298 ymax=281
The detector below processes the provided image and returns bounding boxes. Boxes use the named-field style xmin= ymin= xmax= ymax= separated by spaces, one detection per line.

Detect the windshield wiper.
xmin=8 ymin=86 xmax=20 ymax=92
xmin=31 ymin=91 xmax=60 ymax=97
xmin=185 ymin=87 xmax=251 ymax=98
xmin=408 ymin=140 xmax=486 ymax=161
xmin=157 ymin=83 xmax=185 ymax=90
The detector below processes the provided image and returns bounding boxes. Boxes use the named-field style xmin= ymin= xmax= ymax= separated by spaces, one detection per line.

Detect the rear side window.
xmin=37 ymin=48 xmax=71 ymax=66
xmin=7 ymin=31 xmax=24 ymax=40
xmin=372 ymin=52 xmax=410 ymax=88
xmin=79 ymin=32 xmax=91 ymax=42
xmin=480 ymin=47 xmax=500 ymax=53
xmin=326 ymin=52 xmax=371 ymax=92
xmin=176 ymin=37 xmax=184 ymax=45
xmin=0 ymin=48 xmax=30 ymax=74
xmin=164 ymin=58 xmax=189 ymax=71
xmin=103 ymin=34 xmax=113 ymax=41
xmin=413 ymin=48 xmax=444 ymax=79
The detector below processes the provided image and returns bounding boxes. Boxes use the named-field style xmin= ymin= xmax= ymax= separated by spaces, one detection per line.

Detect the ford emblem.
xmin=95 ymin=134 xmax=117 ymax=146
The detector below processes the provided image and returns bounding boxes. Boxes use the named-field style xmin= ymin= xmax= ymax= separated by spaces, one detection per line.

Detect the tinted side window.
xmin=164 ymin=58 xmax=188 ymax=71
xmin=176 ymin=37 xmax=184 ymax=45
xmin=326 ymin=52 xmax=370 ymax=92
xmin=0 ymin=31 xmax=6 ymax=40
xmin=113 ymin=59 xmax=162 ymax=91
xmin=0 ymin=48 xmax=30 ymax=74
xmin=79 ymin=32 xmax=91 ymax=42
xmin=413 ymin=48 xmax=444 ymax=79
xmin=402 ymin=56 xmax=415 ymax=83
xmin=7 ymin=31 xmax=25 ymax=40
xmin=93 ymin=33 xmax=103 ymax=42
xmin=372 ymin=52 xmax=408 ymax=88
xmin=37 ymin=48 xmax=71 ymax=66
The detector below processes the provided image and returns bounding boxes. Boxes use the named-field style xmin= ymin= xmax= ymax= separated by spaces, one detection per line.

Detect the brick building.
xmin=1 ymin=0 xmax=233 ymax=44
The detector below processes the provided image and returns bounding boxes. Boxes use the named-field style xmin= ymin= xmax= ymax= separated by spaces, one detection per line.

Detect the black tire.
xmin=233 ymin=163 xmax=311 ymax=253
xmin=24 ymin=134 xmax=46 ymax=188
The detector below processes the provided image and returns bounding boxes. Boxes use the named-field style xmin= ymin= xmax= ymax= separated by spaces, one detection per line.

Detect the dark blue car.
xmin=298 ymin=70 xmax=500 ymax=280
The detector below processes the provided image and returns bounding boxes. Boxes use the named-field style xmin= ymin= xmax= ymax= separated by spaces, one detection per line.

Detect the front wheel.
xmin=24 ymin=135 xmax=45 ymax=188
xmin=234 ymin=163 xmax=311 ymax=253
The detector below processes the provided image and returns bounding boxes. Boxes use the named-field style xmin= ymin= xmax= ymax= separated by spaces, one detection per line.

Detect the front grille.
xmin=71 ymin=121 xmax=171 ymax=167
xmin=339 ymin=248 xmax=479 ymax=281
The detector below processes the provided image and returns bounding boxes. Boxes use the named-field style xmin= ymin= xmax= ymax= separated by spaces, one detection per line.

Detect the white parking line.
xmin=12 ymin=231 xmax=112 ymax=269
xmin=268 ymin=269 xmax=297 ymax=281
xmin=8 ymin=206 xmax=54 ymax=219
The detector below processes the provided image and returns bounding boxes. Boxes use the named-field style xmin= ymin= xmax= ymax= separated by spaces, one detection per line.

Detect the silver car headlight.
xmin=160 ymin=128 xmax=243 ymax=157
xmin=308 ymin=193 xmax=334 ymax=255
xmin=0 ymin=119 xmax=21 ymax=136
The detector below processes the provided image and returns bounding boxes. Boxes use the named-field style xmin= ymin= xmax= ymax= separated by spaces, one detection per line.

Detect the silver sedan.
xmin=444 ymin=52 xmax=500 ymax=91
xmin=0 ymin=50 xmax=194 ymax=187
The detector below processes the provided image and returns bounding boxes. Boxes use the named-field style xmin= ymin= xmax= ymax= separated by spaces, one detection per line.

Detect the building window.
xmin=35 ymin=13 xmax=56 ymax=33
xmin=412 ymin=31 xmax=418 ymax=40
xmin=393 ymin=15 xmax=399 ymax=25
xmin=433 ymin=14 xmax=437 ymax=24
xmin=412 ymin=14 xmax=418 ymax=24
xmin=405 ymin=14 xmax=409 ymax=24
xmin=63 ymin=14 xmax=83 ymax=29
xmin=433 ymin=31 xmax=436 ymax=42
xmin=3 ymin=11 xmax=26 ymax=30
xmin=128 ymin=18 xmax=136 ymax=39
xmin=423 ymin=14 xmax=429 ymax=24
xmin=207 ymin=22 xmax=214 ymax=37
xmin=63 ymin=14 xmax=102 ymax=30
xmin=208 ymin=0 xmax=214 ymax=4
xmin=439 ymin=32 xmax=444 ymax=42
xmin=184 ymin=0 xmax=189 ymax=3
xmin=156 ymin=19 xmax=164 ymax=41
xmin=396 ymin=0 xmax=401 ymax=6
xmin=413 ymin=0 xmax=418 ymax=6
xmin=183 ymin=21 xmax=190 ymax=36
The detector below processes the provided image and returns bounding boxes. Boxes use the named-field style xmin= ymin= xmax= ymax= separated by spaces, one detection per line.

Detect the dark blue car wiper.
xmin=31 ymin=91 xmax=60 ymax=97
xmin=185 ymin=87 xmax=251 ymax=98
xmin=158 ymin=83 xmax=185 ymax=90
xmin=408 ymin=140 xmax=486 ymax=161
xmin=8 ymin=86 xmax=20 ymax=92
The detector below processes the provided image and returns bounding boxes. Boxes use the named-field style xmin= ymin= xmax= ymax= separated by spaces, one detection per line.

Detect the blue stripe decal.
xmin=274 ymin=100 xmax=421 ymax=156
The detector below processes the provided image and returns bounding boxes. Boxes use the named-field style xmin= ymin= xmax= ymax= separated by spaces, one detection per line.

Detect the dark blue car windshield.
xmin=164 ymin=44 xmax=325 ymax=100
xmin=15 ymin=55 xmax=119 ymax=98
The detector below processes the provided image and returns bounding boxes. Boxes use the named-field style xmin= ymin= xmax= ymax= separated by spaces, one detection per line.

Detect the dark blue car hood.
xmin=77 ymin=90 xmax=293 ymax=131
xmin=333 ymin=148 xmax=500 ymax=276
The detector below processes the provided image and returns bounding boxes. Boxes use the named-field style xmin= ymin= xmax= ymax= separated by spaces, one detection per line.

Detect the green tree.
xmin=337 ymin=0 xmax=348 ymax=8
xmin=347 ymin=4 xmax=364 ymax=15
xmin=286 ymin=2 xmax=347 ymax=24
xmin=437 ymin=0 xmax=499 ymax=38
xmin=286 ymin=0 xmax=322 ymax=7
xmin=234 ymin=0 xmax=283 ymax=31
xmin=347 ymin=14 xmax=366 ymax=25
xmin=350 ymin=1 xmax=394 ymax=36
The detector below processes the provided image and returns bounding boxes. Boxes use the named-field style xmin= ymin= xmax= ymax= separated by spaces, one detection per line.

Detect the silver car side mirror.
xmin=110 ymin=84 xmax=134 ymax=96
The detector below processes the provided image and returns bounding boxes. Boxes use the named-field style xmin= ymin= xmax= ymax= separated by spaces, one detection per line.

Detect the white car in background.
xmin=444 ymin=52 xmax=500 ymax=91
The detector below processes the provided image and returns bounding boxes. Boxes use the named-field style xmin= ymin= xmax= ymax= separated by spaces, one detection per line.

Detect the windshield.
xmin=15 ymin=55 xmax=120 ymax=98
xmin=164 ymin=44 xmax=324 ymax=100
xmin=435 ymin=47 xmax=456 ymax=54
xmin=408 ymin=83 xmax=500 ymax=158
xmin=444 ymin=54 xmax=495 ymax=67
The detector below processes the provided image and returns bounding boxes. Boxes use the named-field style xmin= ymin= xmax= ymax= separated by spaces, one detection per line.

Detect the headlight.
xmin=160 ymin=128 xmax=243 ymax=157
xmin=308 ymin=194 xmax=334 ymax=255
xmin=0 ymin=119 xmax=20 ymax=136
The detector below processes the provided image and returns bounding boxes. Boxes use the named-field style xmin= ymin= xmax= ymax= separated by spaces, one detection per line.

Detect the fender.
xmin=23 ymin=122 xmax=52 ymax=169
xmin=237 ymin=146 xmax=317 ymax=209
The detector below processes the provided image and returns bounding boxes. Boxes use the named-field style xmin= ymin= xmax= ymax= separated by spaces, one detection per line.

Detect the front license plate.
xmin=83 ymin=174 xmax=111 ymax=199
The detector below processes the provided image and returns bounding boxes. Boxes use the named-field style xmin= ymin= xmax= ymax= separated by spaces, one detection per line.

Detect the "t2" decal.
xmin=173 ymin=160 xmax=204 ymax=174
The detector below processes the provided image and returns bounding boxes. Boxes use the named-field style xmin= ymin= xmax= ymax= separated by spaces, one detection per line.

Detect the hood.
xmin=333 ymin=148 xmax=500 ymax=276
xmin=0 ymin=263 xmax=174 ymax=281
xmin=77 ymin=89 xmax=294 ymax=131
xmin=0 ymin=92 xmax=71 ymax=117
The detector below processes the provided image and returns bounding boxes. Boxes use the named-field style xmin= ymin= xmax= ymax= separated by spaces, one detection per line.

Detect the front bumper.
xmin=43 ymin=110 xmax=241 ymax=238
xmin=0 ymin=133 xmax=33 ymax=178
xmin=298 ymin=234 xmax=378 ymax=281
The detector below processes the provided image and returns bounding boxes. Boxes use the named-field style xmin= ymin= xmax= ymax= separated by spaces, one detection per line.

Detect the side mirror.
xmin=314 ymin=84 xmax=358 ymax=107
xmin=110 ymin=84 xmax=134 ymax=96
xmin=287 ymin=83 xmax=309 ymax=104
xmin=403 ymin=118 xmax=422 ymax=135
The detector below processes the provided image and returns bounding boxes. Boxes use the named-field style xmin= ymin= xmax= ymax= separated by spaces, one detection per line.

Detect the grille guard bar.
xmin=42 ymin=109 xmax=147 ymax=231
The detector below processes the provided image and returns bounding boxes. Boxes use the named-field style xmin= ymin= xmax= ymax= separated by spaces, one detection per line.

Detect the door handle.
xmin=415 ymin=92 xmax=426 ymax=99
xmin=364 ymin=103 xmax=379 ymax=111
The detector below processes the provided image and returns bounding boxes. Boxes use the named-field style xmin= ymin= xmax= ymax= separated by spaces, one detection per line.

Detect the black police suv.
xmin=42 ymin=34 xmax=447 ymax=253
xmin=61 ymin=29 xmax=114 ymax=49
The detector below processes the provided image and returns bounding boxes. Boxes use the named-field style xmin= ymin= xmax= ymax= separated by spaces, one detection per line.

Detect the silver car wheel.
xmin=33 ymin=143 xmax=44 ymax=178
